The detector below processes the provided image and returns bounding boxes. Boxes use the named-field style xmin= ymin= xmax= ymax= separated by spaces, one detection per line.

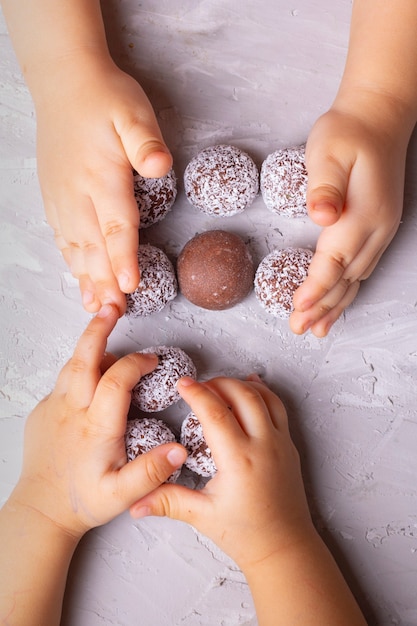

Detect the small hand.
xmin=130 ymin=375 xmax=312 ymax=572
xmin=14 ymin=304 xmax=186 ymax=538
xmin=36 ymin=56 xmax=172 ymax=314
xmin=290 ymin=108 xmax=407 ymax=336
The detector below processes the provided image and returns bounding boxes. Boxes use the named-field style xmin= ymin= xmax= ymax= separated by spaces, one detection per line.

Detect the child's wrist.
xmin=333 ymin=84 xmax=417 ymax=141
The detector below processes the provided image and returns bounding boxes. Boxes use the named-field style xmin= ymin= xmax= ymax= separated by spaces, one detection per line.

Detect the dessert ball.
xmin=126 ymin=244 xmax=177 ymax=318
xmin=254 ymin=247 xmax=313 ymax=318
xmin=260 ymin=144 xmax=308 ymax=218
xmin=125 ymin=417 xmax=181 ymax=483
xmin=131 ymin=346 xmax=197 ymax=412
xmin=184 ymin=144 xmax=259 ymax=216
xmin=134 ymin=168 xmax=177 ymax=228
xmin=180 ymin=412 xmax=217 ymax=478
xmin=177 ymin=229 xmax=254 ymax=310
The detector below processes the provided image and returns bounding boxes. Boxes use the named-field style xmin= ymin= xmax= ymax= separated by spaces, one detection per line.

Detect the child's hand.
xmin=36 ymin=56 xmax=172 ymax=314
xmin=290 ymin=107 xmax=407 ymax=337
xmin=130 ymin=375 xmax=313 ymax=572
xmin=12 ymin=304 xmax=186 ymax=539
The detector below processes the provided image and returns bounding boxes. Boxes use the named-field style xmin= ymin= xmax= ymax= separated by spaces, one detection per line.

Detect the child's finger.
xmin=114 ymin=443 xmax=188 ymax=510
xmin=305 ymin=144 xmax=351 ymax=227
xmin=177 ymin=378 xmax=246 ymax=468
xmin=92 ymin=177 xmax=140 ymax=294
xmin=56 ymin=304 xmax=119 ymax=401
xmin=116 ymin=103 xmax=173 ymax=178
xmin=89 ymin=351 xmax=158 ymax=433
xmin=242 ymin=380 xmax=289 ymax=432
xmin=129 ymin=482 xmax=205 ymax=526
xmin=203 ymin=377 xmax=284 ymax=437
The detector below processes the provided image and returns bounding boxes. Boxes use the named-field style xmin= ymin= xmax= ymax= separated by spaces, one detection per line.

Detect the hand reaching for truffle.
xmin=131 ymin=375 xmax=367 ymax=625
xmin=36 ymin=57 xmax=172 ymax=314
xmin=290 ymin=106 xmax=409 ymax=337
xmin=1 ymin=0 xmax=172 ymax=315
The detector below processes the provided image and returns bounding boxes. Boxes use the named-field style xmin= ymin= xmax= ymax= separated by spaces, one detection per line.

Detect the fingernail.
xmin=82 ymin=290 xmax=95 ymax=306
xmin=177 ymin=376 xmax=195 ymax=388
xmin=134 ymin=506 xmax=151 ymax=518
xmin=313 ymin=201 xmax=338 ymax=214
xmin=96 ymin=303 xmax=114 ymax=318
xmin=118 ymin=272 xmax=131 ymax=293
xmin=167 ymin=447 xmax=187 ymax=467
xmin=247 ymin=373 xmax=263 ymax=383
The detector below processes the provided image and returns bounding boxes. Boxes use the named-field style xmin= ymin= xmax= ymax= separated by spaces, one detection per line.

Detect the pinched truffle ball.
xmin=134 ymin=168 xmax=177 ymax=228
xmin=261 ymin=144 xmax=308 ymax=218
xmin=184 ymin=144 xmax=259 ymax=216
xmin=180 ymin=412 xmax=217 ymax=478
xmin=177 ymin=230 xmax=254 ymax=310
xmin=125 ymin=417 xmax=181 ymax=483
xmin=254 ymin=247 xmax=313 ymax=319
xmin=126 ymin=244 xmax=177 ymax=318
xmin=131 ymin=346 xmax=197 ymax=412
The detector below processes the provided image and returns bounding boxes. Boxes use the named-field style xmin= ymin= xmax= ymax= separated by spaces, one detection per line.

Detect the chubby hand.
xmin=35 ymin=56 xmax=172 ymax=314
xmin=130 ymin=375 xmax=313 ymax=572
xmin=12 ymin=304 xmax=186 ymax=539
xmin=290 ymin=107 xmax=407 ymax=337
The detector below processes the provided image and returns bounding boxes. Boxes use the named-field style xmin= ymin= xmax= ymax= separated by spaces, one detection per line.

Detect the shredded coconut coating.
xmin=184 ymin=144 xmax=259 ymax=216
xmin=254 ymin=247 xmax=313 ymax=318
xmin=131 ymin=346 xmax=197 ymax=412
xmin=126 ymin=244 xmax=178 ymax=318
xmin=180 ymin=412 xmax=217 ymax=478
xmin=125 ymin=417 xmax=180 ymax=483
xmin=260 ymin=144 xmax=308 ymax=218
xmin=134 ymin=168 xmax=177 ymax=228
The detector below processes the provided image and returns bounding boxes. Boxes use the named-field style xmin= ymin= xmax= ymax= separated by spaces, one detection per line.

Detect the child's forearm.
xmin=0 ymin=0 xmax=111 ymax=99
xmin=0 ymin=492 xmax=79 ymax=626
xmin=335 ymin=0 xmax=417 ymax=135
xmin=242 ymin=530 xmax=367 ymax=626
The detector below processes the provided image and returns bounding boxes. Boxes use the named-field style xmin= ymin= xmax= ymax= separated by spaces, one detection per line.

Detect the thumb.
xmin=305 ymin=151 xmax=350 ymax=227
xmin=117 ymin=443 xmax=187 ymax=505
xmin=129 ymin=482 xmax=205 ymax=525
xmin=119 ymin=113 xmax=173 ymax=178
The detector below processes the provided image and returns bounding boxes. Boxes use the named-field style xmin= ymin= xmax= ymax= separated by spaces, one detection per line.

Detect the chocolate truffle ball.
xmin=260 ymin=144 xmax=308 ymax=218
xmin=126 ymin=244 xmax=177 ymax=318
xmin=177 ymin=230 xmax=254 ymax=310
xmin=134 ymin=168 xmax=177 ymax=228
xmin=180 ymin=412 xmax=217 ymax=478
xmin=254 ymin=247 xmax=313 ymax=318
xmin=125 ymin=417 xmax=181 ymax=483
xmin=131 ymin=346 xmax=197 ymax=412
xmin=184 ymin=144 xmax=259 ymax=216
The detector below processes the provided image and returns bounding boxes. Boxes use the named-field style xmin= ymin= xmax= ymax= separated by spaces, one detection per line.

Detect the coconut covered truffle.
xmin=126 ymin=244 xmax=177 ymax=318
xmin=260 ymin=144 xmax=308 ymax=218
xmin=177 ymin=230 xmax=254 ymax=310
xmin=125 ymin=417 xmax=181 ymax=483
xmin=180 ymin=412 xmax=217 ymax=478
xmin=134 ymin=168 xmax=177 ymax=228
xmin=131 ymin=346 xmax=197 ymax=412
xmin=254 ymin=247 xmax=313 ymax=319
xmin=184 ymin=144 xmax=259 ymax=216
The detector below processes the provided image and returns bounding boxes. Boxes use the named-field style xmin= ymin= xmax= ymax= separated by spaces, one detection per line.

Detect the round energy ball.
xmin=254 ymin=247 xmax=313 ymax=318
xmin=260 ymin=144 xmax=308 ymax=218
xmin=131 ymin=346 xmax=197 ymax=412
xmin=184 ymin=144 xmax=259 ymax=216
xmin=125 ymin=244 xmax=178 ymax=318
xmin=134 ymin=168 xmax=177 ymax=228
xmin=125 ymin=417 xmax=181 ymax=483
xmin=180 ymin=412 xmax=217 ymax=478
xmin=177 ymin=230 xmax=254 ymax=310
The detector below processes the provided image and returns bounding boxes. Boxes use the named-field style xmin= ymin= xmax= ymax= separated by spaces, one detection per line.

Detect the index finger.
xmin=56 ymin=304 xmax=119 ymax=407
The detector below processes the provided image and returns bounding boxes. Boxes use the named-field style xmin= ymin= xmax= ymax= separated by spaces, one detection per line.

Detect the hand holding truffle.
xmin=0 ymin=303 xmax=187 ymax=623
xmin=0 ymin=0 xmax=173 ymax=315
xmin=131 ymin=375 xmax=366 ymax=626
xmin=290 ymin=0 xmax=417 ymax=337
